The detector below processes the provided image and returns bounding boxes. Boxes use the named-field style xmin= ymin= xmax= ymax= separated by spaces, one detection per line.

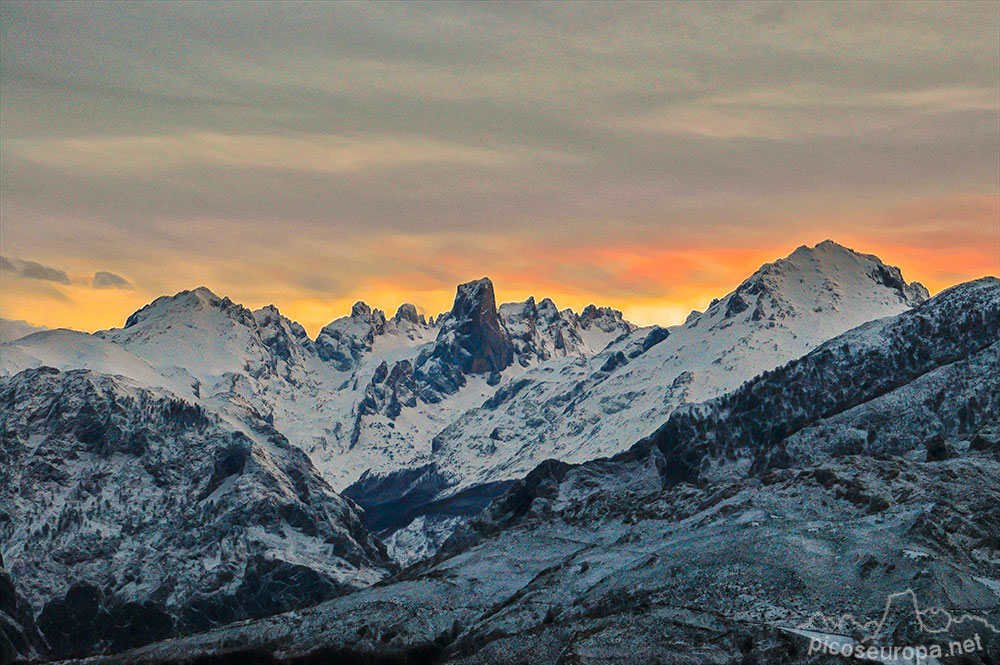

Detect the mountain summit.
xmin=432 ymin=277 xmax=514 ymax=377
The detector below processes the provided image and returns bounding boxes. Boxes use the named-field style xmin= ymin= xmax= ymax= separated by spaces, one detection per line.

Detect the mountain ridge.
xmin=0 ymin=241 xmax=938 ymax=569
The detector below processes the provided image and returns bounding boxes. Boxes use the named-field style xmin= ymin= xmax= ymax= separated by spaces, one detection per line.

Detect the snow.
xmin=0 ymin=241 xmax=932 ymax=563
xmin=425 ymin=240 xmax=929 ymax=493
xmin=1 ymin=329 xmax=197 ymax=397
xmin=974 ymin=577 xmax=1000 ymax=598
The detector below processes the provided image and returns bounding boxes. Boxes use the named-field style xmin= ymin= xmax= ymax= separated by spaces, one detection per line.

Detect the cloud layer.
xmin=1 ymin=2 xmax=997 ymax=332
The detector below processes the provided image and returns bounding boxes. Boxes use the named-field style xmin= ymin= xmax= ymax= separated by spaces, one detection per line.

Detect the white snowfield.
xmin=0 ymin=241 xmax=930 ymax=561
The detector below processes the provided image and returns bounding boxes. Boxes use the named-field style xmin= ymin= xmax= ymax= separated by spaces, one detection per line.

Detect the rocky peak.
xmin=252 ymin=306 xmax=313 ymax=363
xmin=579 ymin=304 xmax=633 ymax=333
xmin=350 ymin=301 xmax=388 ymax=331
xmin=499 ymin=296 xmax=587 ymax=364
xmin=385 ymin=303 xmax=433 ymax=342
xmin=437 ymin=277 xmax=514 ymax=376
xmin=411 ymin=278 xmax=514 ymax=399
xmin=315 ymin=302 xmax=387 ymax=372
xmin=392 ymin=303 xmax=424 ymax=326
xmin=253 ymin=305 xmax=309 ymax=339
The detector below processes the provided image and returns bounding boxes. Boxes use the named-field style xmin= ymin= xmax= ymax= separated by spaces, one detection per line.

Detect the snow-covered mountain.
xmin=431 ymin=240 xmax=930 ymax=485
xmin=353 ymin=241 xmax=931 ymax=560
xmin=67 ymin=278 xmax=999 ymax=665
xmin=0 ymin=241 xmax=932 ymax=568
xmin=0 ymin=273 xmax=639 ymax=659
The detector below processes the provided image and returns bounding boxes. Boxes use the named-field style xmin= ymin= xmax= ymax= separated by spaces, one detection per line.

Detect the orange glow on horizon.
xmin=3 ymin=233 xmax=995 ymax=338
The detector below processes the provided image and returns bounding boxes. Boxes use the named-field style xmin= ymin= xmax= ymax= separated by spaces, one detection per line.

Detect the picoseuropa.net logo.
xmin=790 ymin=589 xmax=998 ymax=663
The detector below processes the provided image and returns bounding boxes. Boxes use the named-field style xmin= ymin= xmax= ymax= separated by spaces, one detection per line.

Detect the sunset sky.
xmin=1 ymin=1 xmax=998 ymax=334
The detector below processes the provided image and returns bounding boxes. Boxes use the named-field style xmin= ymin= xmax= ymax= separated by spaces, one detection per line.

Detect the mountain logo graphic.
xmin=796 ymin=589 xmax=999 ymax=643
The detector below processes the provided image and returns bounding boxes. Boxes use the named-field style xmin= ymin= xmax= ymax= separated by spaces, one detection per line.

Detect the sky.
xmin=1 ymin=1 xmax=998 ymax=334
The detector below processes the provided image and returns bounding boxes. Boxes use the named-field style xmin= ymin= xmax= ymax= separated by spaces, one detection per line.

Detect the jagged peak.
xmin=536 ymin=297 xmax=559 ymax=315
xmin=580 ymin=303 xmax=621 ymax=320
xmin=454 ymin=277 xmax=495 ymax=303
xmin=498 ymin=295 xmax=565 ymax=322
xmin=498 ymin=296 xmax=535 ymax=317
xmin=253 ymin=305 xmax=309 ymax=340
xmin=417 ymin=276 xmax=512 ymax=379
xmin=579 ymin=303 xmax=632 ymax=333
xmin=255 ymin=304 xmax=281 ymax=316
xmin=351 ymin=300 xmax=373 ymax=319
xmin=451 ymin=277 xmax=500 ymax=319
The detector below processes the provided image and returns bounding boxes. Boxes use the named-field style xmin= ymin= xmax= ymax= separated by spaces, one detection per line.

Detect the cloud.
xmin=619 ymin=86 xmax=999 ymax=141
xmin=8 ymin=132 xmax=561 ymax=175
xmin=92 ymin=271 xmax=134 ymax=290
xmin=0 ymin=255 xmax=71 ymax=284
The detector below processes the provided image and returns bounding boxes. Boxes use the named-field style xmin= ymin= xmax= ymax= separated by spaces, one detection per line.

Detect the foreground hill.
xmin=0 ymin=369 xmax=392 ymax=661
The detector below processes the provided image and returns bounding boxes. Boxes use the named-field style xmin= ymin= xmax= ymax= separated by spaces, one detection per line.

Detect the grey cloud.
xmin=0 ymin=255 xmax=71 ymax=283
xmin=0 ymin=1 xmax=996 ymax=284
xmin=92 ymin=271 xmax=134 ymax=290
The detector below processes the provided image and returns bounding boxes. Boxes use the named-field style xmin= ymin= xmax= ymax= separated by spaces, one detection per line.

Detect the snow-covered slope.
xmin=364 ymin=242 xmax=929 ymax=560
xmin=428 ymin=240 xmax=930 ymax=489
xmin=0 ymin=329 xmax=197 ymax=397
xmin=95 ymin=287 xmax=308 ymax=388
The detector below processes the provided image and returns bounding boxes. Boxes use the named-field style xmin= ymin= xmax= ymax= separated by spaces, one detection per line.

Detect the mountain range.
xmin=2 ymin=240 xmax=997 ymax=664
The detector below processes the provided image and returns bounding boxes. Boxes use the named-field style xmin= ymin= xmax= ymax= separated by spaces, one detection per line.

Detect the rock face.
xmin=424 ymin=278 xmax=513 ymax=376
xmin=252 ymin=305 xmax=315 ymax=365
xmin=349 ymin=279 xmax=518 ymax=426
xmin=0 ymin=368 xmax=393 ymax=660
xmin=357 ymin=360 xmax=417 ymax=420
xmin=388 ymin=304 xmax=429 ymax=340
xmin=71 ymin=278 xmax=1000 ymax=665
xmin=0 ymin=552 xmax=41 ymax=664
xmin=500 ymin=297 xmax=588 ymax=365
xmin=578 ymin=304 xmax=633 ymax=339
xmin=397 ymin=278 xmax=515 ymax=402
xmin=315 ymin=301 xmax=388 ymax=372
